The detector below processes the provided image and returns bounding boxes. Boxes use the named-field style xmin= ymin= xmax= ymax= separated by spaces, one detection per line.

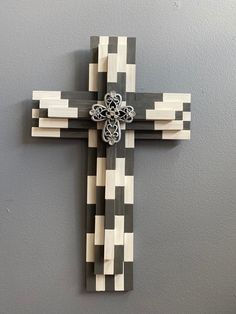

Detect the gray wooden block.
xmin=115 ymin=187 xmax=125 ymax=215
xmin=94 ymin=245 xmax=104 ymax=274
xmin=124 ymin=262 xmax=133 ymax=291
xmin=114 ymin=245 xmax=124 ymax=274
xmin=87 ymin=148 xmax=97 ymax=176
xmin=125 ymin=149 xmax=134 ymax=176
xmin=105 ymin=275 xmax=115 ymax=291
xmin=108 ymin=37 xmax=118 ymax=53
xmin=61 ymin=91 xmax=97 ymax=100
xmin=86 ymin=262 xmax=96 ymax=291
xmin=95 ymin=188 xmax=105 ymax=215
xmin=106 ymin=145 xmax=117 ymax=170
xmin=86 ymin=204 xmax=96 ymax=233
xmin=105 ymin=200 xmax=115 ymax=229
xmin=124 ymin=204 xmax=133 ymax=233
xmin=97 ymin=72 xmax=107 ymax=101
xmin=127 ymin=37 xmax=136 ymax=64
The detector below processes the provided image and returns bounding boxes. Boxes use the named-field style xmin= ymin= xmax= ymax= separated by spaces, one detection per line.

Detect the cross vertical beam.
xmin=86 ymin=36 xmax=135 ymax=291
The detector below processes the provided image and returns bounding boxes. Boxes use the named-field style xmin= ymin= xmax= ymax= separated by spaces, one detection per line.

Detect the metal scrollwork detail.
xmin=89 ymin=91 xmax=136 ymax=145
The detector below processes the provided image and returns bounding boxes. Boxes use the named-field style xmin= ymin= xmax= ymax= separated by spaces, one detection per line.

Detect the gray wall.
xmin=0 ymin=1 xmax=236 ymax=313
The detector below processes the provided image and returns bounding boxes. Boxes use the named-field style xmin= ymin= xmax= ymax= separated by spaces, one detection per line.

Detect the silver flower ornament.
xmin=89 ymin=91 xmax=136 ymax=145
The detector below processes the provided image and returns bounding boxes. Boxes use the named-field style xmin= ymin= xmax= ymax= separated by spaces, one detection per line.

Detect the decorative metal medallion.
xmin=89 ymin=91 xmax=136 ymax=145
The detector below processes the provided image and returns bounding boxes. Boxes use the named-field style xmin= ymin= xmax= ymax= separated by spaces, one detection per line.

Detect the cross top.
xmin=32 ymin=35 xmax=191 ymax=292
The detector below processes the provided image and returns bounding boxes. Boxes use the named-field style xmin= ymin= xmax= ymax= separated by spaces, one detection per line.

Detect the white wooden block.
xmin=118 ymin=36 xmax=127 ymax=45
xmin=154 ymin=120 xmax=183 ymax=130
xmin=86 ymin=233 xmax=95 ymax=262
xmin=107 ymin=53 xmax=117 ymax=83
xmin=125 ymin=130 xmax=135 ymax=148
xmin=104 ymin=260 xmax=114 ymax=275
xmin=114 ymin=216 xmax=124 ymax=245
xmin=104 ymin=229 xmax=114 ymax=260
xmin=146 ymin=109 xmax=175 ymax=120
xmin=96 ymin=275 xmax=105 ymax=291
xmin=89 ymin=63 xmax=98 ymax=92
xmin=116 ymin=158 xmax=125 ymax=186
xmin=99 ymin=36 xmax=109 ymax=44
xmin=155 ymin=101 xmax=183 ymax=111
xmin=87 ymin=176 xmax=96 ymax=204
xmin=96 ymin=157 xmax=106 ymax=186
xmin=48 ymin=107 xmax=78 ymax=118
xmin=32 ymin=91 xmax=61 ymax=100
xmin=124 ymin=233 xmax=134 ymax=262
xmin=94 ymin=215 xmax=104 ymax=245
xmin=39 ymin=99 xmax=68 ymax=109
xmin=105 ymin=170 xmax=116 ymax=199
xmin=115 ymin=273 xmax=124 ymax=291
xmin=98 ymin=44 xmax=108 ymax=72
xmin=163 ymin=93 xmax=191 ymax=103
xmin=183 ymin=112 xmax=191 ymax=121
xmin=32 ymin=108 xmax=39 ymax=118
xmin=88 ymin=129 xmax=97 ymax=148
xmin=31 ymin=127 xmax=60 ymax=138
xmin=39 ymin=118 xmax=68 ymax=128
xmin=124 ymin=176 xmax=134 ymax=204
xmin=162 ymin=130 xmax=191 ymax=140
xmin=126 ymin=64 xmax=136 ymax=92
xmin=117 ymin=43 xmax=127 ymax=72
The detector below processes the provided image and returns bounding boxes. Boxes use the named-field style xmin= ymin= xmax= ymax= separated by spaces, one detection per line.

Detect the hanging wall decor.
xmin=31 ymin=36 xmax=191 ymax=292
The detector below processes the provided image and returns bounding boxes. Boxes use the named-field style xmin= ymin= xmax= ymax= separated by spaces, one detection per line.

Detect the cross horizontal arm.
xmin=32 ymin=91 xmax=191 ymax=140
xmin=33 ymin=91 xmax=185 ymax=121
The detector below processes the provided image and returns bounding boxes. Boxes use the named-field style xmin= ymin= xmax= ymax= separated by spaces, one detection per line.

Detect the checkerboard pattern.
xmin=86 ymin=36 xmax=135 ymax=291
xmin=31 ymin=36 xmax=191 ymax=292
xmin=86 ymin=128 xmax=134 ymax=291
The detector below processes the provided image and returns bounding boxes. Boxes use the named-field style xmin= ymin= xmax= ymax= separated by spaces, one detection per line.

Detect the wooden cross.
xmin=32 ymin=36 xmax=191 ymax=292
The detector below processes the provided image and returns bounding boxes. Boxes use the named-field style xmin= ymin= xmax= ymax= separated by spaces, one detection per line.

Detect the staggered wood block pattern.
xmin=32 ymin=36 xmax=191 ymax=292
